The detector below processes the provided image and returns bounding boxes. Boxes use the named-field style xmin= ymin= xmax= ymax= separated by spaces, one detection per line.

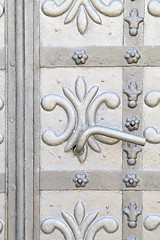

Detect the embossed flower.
xmin=73 ymin=173 xmax=89 ymax=187
xmin=125 ymin=115 xmax=140 ymax=131
xmin=123 ymin=173 xmax=140 ymax=188
xmin=125 ymin=49 xmax=141 ymax=64
xmin=72 ymin=50 xmax=88 ymax=65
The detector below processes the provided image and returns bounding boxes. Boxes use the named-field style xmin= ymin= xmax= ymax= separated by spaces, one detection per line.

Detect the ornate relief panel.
xmin=40 ymin=191 xmax=122 ymax=240
xmin=36 ymin=0 xmax=160 ymax=239
xmin=4 ymin=0 xmax=160 ymax=239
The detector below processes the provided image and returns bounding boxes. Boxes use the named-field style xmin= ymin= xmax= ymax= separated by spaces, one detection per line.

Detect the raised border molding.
xmin=40 ymin=46 xmax=160 ymax=67
xmin=40 ymin=170 xmax=160 ymax=191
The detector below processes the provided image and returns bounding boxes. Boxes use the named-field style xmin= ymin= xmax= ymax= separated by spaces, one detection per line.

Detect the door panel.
xmin=40 ymin=191 xmax=122 ymax=240
xmin=2 ymin=0 xmax=160 ymax=239
xmin=37 ymin=0 xmax=160 ymax=240
xmin=40 ymin=67 xmax=122 ymax=170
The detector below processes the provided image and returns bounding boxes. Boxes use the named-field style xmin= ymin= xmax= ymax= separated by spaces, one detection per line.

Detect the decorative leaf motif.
xmin=81 ymin=211 xmax=99 ymax=235
xmin=75 ymin=76 xmax=87 ymax=102
xmin=64 ymin=0 xmax=81 ymax=24
xmin=74 ymin=200 xmax=85 ymax=226
xmin=42 ymin=0 xmax=124 ymax=34
xmin=87 ymin=136 xmax=101 ymax=152
xmin=84 ymin=0 xmax=102 ymax=24
xmin=77 ymin=144 xmax=88 ymax=163
xmin=41 ymin=201 xmax=119 ymax=239
xmin=77 ymin=6 xmax=88 ymax=34
xmin=42 ymin=76 xmax=121 ymax=163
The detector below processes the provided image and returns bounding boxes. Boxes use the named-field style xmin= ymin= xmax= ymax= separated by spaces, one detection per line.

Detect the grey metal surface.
xmin=2 ymin=0 xmax=160 ymax=239
xmin=40 ymin=46 xmax=160 ymax=67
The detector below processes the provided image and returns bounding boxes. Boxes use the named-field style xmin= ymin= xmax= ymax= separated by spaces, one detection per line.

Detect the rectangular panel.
xmin=40 ymin=67 xmax=122 ymax=170
xmin=40 ymin=0 xmax=124 ymax=47
xmin=40 ymin=191 xmax=122 ymax=240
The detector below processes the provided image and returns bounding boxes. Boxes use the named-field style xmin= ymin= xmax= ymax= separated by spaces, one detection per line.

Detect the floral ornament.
xmin=41 ymin=75 xmax=120 ymax=163
xmin=125 ymin=49 xmax=141 ymax=64
xmin=73 ymin=173 xmax=89 ymax=187
xmin=125 ymin=115 xmax=140 ymax=131
xmin=124 ymin=81 xmax=142 ymax=108
xmin=123 ymin=142 xmax=142 ymax=166
xmin=123 ymin=173 xmax=140 ymax=188
xmin=40 ymin=200 xmax=119 ymax=239
xmin=123 ymin=202 xmax=142 ymax=228
xmin=41 ymin=0 xmax=124 ymax=34
xmin=125 ymin=8 xmax=144 ymax=36
xmin=72 ymin=50 xmax=88 ymax=65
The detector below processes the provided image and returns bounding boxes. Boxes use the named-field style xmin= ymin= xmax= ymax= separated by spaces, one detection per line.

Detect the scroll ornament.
xmin=144 ymin=90 xmax=160 ymax=144
xmin=41 ymin=0 xmax=124 ymax=34
xmin=40 ymin=200 xmax=119 ymax=239
xmin=41 ymin=75 xmax=146 ymax=163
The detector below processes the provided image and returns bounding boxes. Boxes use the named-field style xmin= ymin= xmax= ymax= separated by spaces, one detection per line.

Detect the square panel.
xmin=40 ymin=191 xmax=122 ymax=240
xmin=40 ymin=67 xmax=123 ymax=170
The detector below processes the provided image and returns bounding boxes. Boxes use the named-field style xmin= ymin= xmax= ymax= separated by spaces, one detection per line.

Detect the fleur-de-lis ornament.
xmin=124 ymin=81 xmax=142 ymax=108
xmin=41 ymin=0 xmax=124 ymax=34
xmin=125 ymin=8 xmax=144 ymax=36
xmin=123 ymin=142 xmax=142 ymax=166
xmin=123 ymin=202 xmax=142 ymax=228
xmin=41 ymin=200 xmax=119 ymax=239
xmin=41 ymin=75 xmax=120 ymax=163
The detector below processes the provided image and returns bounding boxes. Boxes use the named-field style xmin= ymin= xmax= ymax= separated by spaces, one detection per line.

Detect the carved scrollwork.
xmin=144 ymin=126 xmax=160 ymax=144
xmin=148 ymin=0 xmax=160 ymax=17
xmin=144 ymin=90 xmax=160 ymax=143
xmin=144 ymin=214 xmax=160 ymax=231
xmin=40 ymin=200 xmax=119 ymax=239
xmin=41 ymin=94 xmax=76 ymax=146
xmin=41 ymin=0 xmax=124 ymax=34
xmin=144 ymin=90 xmax=160 ymax=107
xmin=41 ymin=75 xmax=122 ymax=163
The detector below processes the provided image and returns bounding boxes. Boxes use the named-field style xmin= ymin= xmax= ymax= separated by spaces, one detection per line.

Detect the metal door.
xmin=2 ymin=0 xmax=160 ymax=239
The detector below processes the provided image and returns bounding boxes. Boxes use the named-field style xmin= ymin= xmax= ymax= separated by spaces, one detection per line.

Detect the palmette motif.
xmin=41 ymin=75 xmax=120 ymax=163
xmin=40 ymin=200 xmax=119 ymax=239
xmin=41 ymin=0 xmax=124 ymax=34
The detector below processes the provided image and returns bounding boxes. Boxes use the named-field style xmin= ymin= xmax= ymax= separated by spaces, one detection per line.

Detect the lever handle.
xmin=75 ymin=125 xmax=146 ymax=155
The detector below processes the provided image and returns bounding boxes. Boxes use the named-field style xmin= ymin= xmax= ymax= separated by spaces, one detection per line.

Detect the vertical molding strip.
xmin=24 ymin=0 xmax=34 ymax=239
xmin=7 ymin=0 xmax=16 ymax=239
xmin=33 ymin=0 xmax=40 ymax=239
xmin=123 ymin=0 xmax=145 ymax=240
xmin=15 ymin=0 xmax=25 ymax=239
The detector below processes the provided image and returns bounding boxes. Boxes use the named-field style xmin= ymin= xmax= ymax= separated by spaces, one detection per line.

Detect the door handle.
xmin=74 ymin=125 xmax=146 ymax=155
